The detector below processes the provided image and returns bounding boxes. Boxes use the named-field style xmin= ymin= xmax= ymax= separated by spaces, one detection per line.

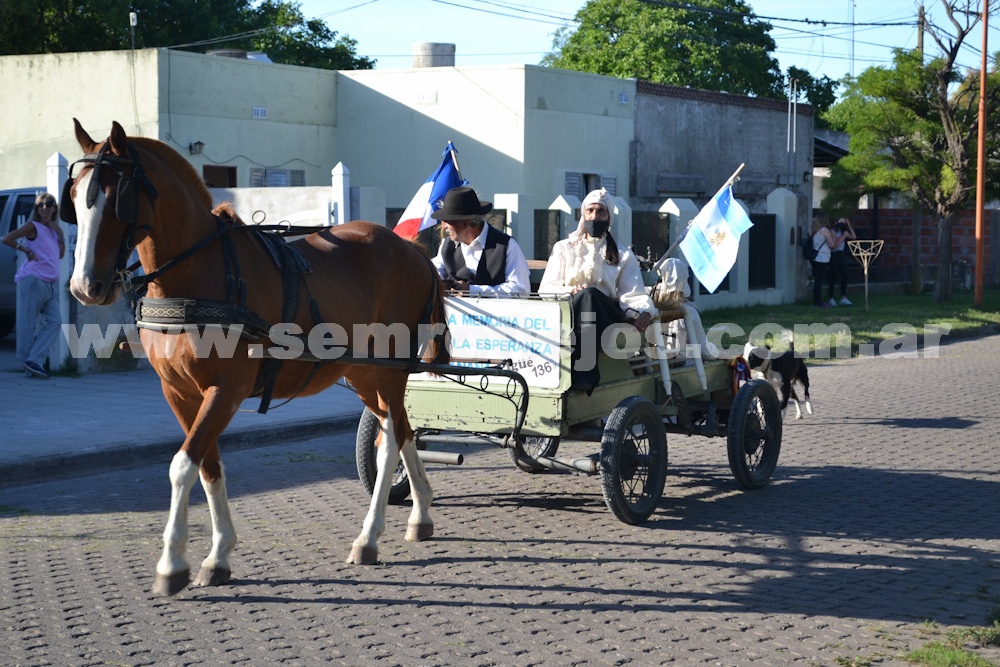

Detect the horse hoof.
xmin=152 ymin=569 xmax=191 ymax=596
xmin=193 ymin=565 xmax=232 ymax=587
xmin=405 ymin=523 xmax=434 ymax=542
xmin=345 ymin=546 xmax=379 ymax=565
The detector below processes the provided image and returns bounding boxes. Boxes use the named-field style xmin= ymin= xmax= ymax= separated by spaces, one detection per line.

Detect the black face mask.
xmin=584 ymin=219 xmax=609 ymax=237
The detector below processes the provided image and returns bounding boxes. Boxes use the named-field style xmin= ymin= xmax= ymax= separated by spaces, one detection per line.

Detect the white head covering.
xmin=574 ymin=188 xmax=615 ymax=238
xmin=660 ymin=257 xmax=691 ymax=298
xmin=563 ymin=188 xmax=616 ymax=288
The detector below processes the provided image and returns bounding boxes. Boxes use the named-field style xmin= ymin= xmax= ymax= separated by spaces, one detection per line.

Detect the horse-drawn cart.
xmin=356 ymin=295 xmax=783 ymax=524
xmin=64 ymin=119 xmax=782 ymax=589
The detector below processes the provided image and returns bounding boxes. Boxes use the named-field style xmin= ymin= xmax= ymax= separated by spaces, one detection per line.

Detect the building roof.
xmin=814 ymin=134 xmax=849 ymax=167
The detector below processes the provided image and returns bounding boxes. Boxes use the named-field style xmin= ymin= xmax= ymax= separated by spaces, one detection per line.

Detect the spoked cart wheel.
xmin=356 ymin=407 xmax=411 ymax=504
xmin=508 ymin=436 xmax=560 ymax=472
xmin=600 ymin=396 xmax=668 ymax=524
xmin=727 ymin=379 xmax=782 ymax=489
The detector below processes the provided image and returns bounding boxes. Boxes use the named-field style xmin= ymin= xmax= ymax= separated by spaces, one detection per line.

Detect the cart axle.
xmin=416 ymin=450 xmax=464 ymax=466
xmin=517 ymin=453 xmax=599 ymax=475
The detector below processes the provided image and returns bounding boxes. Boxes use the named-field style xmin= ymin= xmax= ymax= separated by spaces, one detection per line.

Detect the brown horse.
xmin=64 ymin=119 xmax=449 ymax=596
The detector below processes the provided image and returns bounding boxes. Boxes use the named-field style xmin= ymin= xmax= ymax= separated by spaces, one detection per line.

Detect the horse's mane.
xmin=211 ymin=201 xmax=245 ymax=226
xmin=405 ymin=237 xmax=433 ymax=259
xmin=129 ymin=136 xmax=214 ymax=210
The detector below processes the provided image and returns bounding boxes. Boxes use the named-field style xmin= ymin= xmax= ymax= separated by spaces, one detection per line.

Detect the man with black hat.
xmin=431 ymin=186 xmax=530 ymax=296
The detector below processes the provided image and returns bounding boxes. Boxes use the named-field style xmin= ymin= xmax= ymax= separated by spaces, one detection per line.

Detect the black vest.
xmin=440 ymin=224 xmax=510 ymax=286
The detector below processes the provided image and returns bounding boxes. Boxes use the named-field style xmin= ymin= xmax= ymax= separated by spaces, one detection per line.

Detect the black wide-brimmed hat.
xmin=430 ymin=186 xmax=493 ymax=221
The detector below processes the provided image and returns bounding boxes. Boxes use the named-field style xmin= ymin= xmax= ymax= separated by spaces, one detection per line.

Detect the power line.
xmin=166 ymin=0 xmax=985 ymax=82
xmin=454 ymin=0 xmax=577 ymax=22
xmin=426 ymin=0 xmax=571 ymax=26
xmin=635 ymin=0 xmax=916 ymax=27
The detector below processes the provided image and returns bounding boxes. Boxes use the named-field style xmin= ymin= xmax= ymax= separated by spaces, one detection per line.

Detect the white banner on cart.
xmin=416 ymin=297 xmax=562 ymax=388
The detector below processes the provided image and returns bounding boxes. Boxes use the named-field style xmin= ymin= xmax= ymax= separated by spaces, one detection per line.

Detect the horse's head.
xmin=66 ymin=119 xmax=157 ymax=306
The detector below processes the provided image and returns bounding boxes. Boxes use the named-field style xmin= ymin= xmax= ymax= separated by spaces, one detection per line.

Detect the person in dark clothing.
xmin=826 ymin=217 xmax=857 ymax=306
xmin=430 ymin=186 xmax=529 ymax=295
xmin=809 ymin=216 xmax=836 ymax=308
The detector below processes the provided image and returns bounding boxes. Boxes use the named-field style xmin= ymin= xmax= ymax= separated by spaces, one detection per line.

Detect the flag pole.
xmin=448 ymin=141 xmax=464 ymax=181
xmin=654 ymin=163 xmax=745 ymax=272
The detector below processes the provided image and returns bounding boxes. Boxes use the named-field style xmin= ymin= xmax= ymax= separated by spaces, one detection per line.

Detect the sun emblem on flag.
xmin=708 ymin=229 xmax=728 ymax=247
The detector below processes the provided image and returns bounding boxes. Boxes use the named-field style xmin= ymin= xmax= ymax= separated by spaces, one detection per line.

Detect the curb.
xmin=0 ymin=412 xmax=362 ymax=488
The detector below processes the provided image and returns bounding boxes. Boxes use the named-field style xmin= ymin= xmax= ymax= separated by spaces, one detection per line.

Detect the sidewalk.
xmin=0 ymin=336 xmax=364 ymax=487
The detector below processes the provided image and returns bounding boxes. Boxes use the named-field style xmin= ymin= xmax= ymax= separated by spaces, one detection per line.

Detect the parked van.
xmin=0 ymin=187 xmax=48 ymax=338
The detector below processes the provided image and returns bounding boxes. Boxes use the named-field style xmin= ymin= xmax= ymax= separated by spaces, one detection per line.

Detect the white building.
xmin=0 ymin=48 xmax=634 ymax=221
xmin=2 ymin=47 xmax=812 ymax=325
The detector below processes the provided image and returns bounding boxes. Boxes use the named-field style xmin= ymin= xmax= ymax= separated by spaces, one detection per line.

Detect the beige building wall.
xmin=336 ymin=65 xmax=634 ymax=211
xmin=0 ymin=49 xmax=161 ymax=187
xmin=163 ymin=50 xmax=337 ymax=187
xmin=2 ymin=50 xmax=634 ymax=219
xmin=524 ymin=67 xmax=634 ymax=207
xmin=0 ymin=49 xmax=338 ymax=189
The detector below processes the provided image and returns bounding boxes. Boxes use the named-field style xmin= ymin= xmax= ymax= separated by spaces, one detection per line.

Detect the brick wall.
xmin=837 ymin=208 xmax=995 ymax=284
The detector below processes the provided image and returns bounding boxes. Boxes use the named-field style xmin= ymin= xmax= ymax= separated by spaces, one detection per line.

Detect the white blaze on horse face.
xmin=69 ymin=169 xmax=112 ymax=303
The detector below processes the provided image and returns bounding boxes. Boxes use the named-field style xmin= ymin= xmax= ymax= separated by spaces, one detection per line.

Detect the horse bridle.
xmin=60 ymin=140 xmax=317 ymax=295
xmin=60 ymin=141 xmax=159 ymax=291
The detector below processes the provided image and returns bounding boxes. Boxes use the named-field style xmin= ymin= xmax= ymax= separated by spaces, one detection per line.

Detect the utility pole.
xmin=917 ymin=4 xmax=924 ymax=59
xmin=911 ymin=4 xmax=926 ymax=296
xmin=974 ymin=1 xmax=988 ymax=307
xmin=850 ymin=0 xmax=856 ymax=77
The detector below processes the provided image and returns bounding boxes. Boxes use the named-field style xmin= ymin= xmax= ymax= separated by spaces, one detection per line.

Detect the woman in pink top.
xmin=1 ymin=193 xmax=65 ymax=378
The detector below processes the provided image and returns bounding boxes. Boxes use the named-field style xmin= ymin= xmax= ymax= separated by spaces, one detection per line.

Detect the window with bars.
xmin=564 ymin=172 xmax=617 ymax=199
xmin=249 ymin=168 xmax=306 ymax=187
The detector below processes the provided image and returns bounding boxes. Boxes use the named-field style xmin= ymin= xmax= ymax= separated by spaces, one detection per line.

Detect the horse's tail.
xmin=421 ymin=254 xmax=451 ymax=366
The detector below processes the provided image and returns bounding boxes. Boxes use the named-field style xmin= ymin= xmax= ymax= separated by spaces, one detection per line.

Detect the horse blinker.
xmin=116 ymin=174 xmax=137 ymax=224
xmin=59 ymin=177 xmax=77 ymax=225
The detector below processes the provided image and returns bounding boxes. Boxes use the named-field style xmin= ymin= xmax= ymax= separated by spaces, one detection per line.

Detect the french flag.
xmin=393 ymin=141 xmax=466 ymax=239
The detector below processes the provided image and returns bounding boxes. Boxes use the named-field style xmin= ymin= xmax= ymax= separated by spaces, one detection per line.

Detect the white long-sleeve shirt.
xmin=539 ymin=234 xmax=656 ymax=318
xmin=432 ymin=224 xmax=530 ymax=296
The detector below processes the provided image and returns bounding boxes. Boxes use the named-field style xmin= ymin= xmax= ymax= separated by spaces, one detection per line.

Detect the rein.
xmin=118 ymin=222 xmax=325 ymax=293
xmin=69 ymin=138 xmax=330 ymax=413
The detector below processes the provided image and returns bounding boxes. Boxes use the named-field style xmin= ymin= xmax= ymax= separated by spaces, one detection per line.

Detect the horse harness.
xmin=64 ymin=140 xmax=325 ymax=413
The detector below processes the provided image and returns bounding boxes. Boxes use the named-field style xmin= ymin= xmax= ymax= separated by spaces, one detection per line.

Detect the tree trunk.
xmin=933 ymin=214 xmax=953 ymax=303
xmin=910 ymin=207 xmax=923 ymax=293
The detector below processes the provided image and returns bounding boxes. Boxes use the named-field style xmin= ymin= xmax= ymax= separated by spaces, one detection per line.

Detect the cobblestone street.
xmin=2 ymin=336 xmax=999 ymax=666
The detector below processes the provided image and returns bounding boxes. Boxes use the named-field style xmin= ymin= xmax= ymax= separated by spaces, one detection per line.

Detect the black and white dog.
xmin=743 ymin=340 xmax=813 ymax=420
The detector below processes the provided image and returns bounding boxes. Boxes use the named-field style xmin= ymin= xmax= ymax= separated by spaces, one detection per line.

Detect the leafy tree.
xmin=542 ymin=0 xmax=785 ymax=98
xmin=242 ymin=0 xmax=374 ymax=70
xmin=0 ymin=0 xmax=45 ymax=55
xmin=823 ymin=1 xmax=1000 ymax=303
xmin=0 ymin=0 xmax=373 ymax=71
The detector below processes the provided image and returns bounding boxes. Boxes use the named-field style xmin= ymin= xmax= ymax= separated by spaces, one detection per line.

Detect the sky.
xmin=298 ymin=0 xmax=993 ymax=86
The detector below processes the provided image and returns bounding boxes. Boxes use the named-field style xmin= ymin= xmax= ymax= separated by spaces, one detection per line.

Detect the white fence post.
xmin=548 ymin=195 xmax=581 ymax=239
xmin=495 ymin=193 xmax=534 ymax=260
xmin=659 ymin=197 xmax=699 ymax=297
xmin=47 ymin=152 xmax=70 ymax=369
xmin=331 ymin=162 xmax=350 ymax=224
xmin=611 ymin=195 xmax=632 ymax=249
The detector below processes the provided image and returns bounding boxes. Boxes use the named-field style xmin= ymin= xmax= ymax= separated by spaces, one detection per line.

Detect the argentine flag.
xmin=678 ymin=185 xmax=753 ymax=293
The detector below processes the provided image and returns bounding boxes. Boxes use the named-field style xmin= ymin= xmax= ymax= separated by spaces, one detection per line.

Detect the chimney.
xmin=412 ymin=42 xmax=456 ymax=68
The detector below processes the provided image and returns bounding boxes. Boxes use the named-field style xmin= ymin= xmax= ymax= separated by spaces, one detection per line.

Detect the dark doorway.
xmin=748 ymin=213 xmax=776 ymax=290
